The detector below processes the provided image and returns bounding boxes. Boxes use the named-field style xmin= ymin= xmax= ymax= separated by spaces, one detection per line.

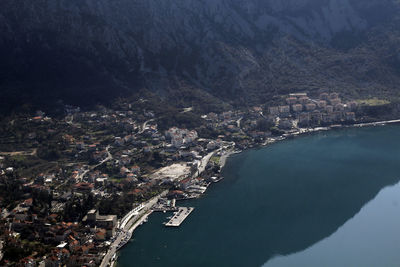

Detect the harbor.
xmin=118 ymin=124 xmax=400 ymax=267
xmin=164 ymin=207 xmax=194 ymax=227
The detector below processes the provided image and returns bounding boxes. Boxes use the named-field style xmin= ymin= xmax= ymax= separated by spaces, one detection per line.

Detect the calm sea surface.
xmin=118 ymin=125 xmax=400 ymax=267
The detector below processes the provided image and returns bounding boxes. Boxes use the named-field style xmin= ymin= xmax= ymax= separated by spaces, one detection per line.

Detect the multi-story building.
xmin=286 ymin=97 xmax=297 ymax=105
xmin=305 ymin=103 xmax=316 ymax=111
xmin=299 ymin=96 xmax=309 ymax=105
xmin=311 ymin=111 xmax=322 ymax=122
xmin=279 ymin=105 xmax=290 ymax=114
xmin=268 ymin=107 xmax=280 ymax=115
xmin=320 ymin=93 xmax=329 ymax=100
xmin=345 ymin=112 xmax=356 ymax=121
xmin=83 ymin=210 xmax=117 ymax=238
xmin=335 ymin=103 xmax=345 ymax=111
xmin=298 ymin=113 xmax=310 ymax=126
xmin=330 ymin=98 xmax=341 ymax=106
xmin=325 ymin=105 xmax=334 ymax=113
xmin=292 ymin=104 xmax=303 ymax=113
xmin=330 ymin=92 xmax=339 ymax=99
xmin=317 ymin=100 xmax=327 ymax=108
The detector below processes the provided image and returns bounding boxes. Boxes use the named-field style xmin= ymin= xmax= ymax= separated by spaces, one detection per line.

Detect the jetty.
xmin=165 ymin=207 xmax=194 ymax=227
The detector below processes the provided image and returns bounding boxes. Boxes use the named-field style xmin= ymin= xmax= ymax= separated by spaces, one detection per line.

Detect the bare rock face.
xmin=0 ymin=0 xmax=399 ymax=110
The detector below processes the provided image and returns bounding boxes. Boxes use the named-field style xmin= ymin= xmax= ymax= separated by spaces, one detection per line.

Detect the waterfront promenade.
xmin=353 ymin=119 xmax=400 ymax=127
xmin=117 ymin=124 xmax=400 ymax=267
xmin=100 ymin=190 xmax=168 ymax=267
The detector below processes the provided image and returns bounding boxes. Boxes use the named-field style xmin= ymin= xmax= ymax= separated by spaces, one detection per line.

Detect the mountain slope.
xmin=0 ymin=0 xmax=399 ymax=112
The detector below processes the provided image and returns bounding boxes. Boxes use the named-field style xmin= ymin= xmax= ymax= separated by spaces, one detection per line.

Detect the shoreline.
xmin=215 ymin=118 xmax=400 ymax=172
xmin=107 ymin=213 xmax=153 ymax=267
xmin=264 ymin=118 xmax=400 ymax=151
xmin=219 ymin=150 xmax=236 ymax=169
xmin=101 ymin=191 xmax=167 ymax=267
xmin=113 ymin=118 xmax=400 ymax=267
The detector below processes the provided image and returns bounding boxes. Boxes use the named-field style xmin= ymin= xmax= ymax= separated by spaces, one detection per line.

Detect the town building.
xmin=291 ymin=104 xmax=303 ymax=113
xmin=279 ymin=105 xmax=290 ymax=114
xmin=320 ymin=93 xmax=329 ymax=100
xmin=330 ymin=98 xmax=341 ymax=106
xmin=317 ymin=100 xmax=327 ymax=108
xmin=298 ymin=113 xmax=310 ymax=126
xmin=286 ymin=97 xmax=297 ymax=105
xmin=268 ymin=106 xmax=279 ymax=115
xmin=299 ymin=96 xmax=310 ymax=105
xmin=305 ymin=103 xmax=316 ymax=111
xmin=83 ymin=210 xmax=117 ymax=238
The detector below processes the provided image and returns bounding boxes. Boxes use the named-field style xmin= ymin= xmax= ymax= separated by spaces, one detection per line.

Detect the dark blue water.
xmin=118 ymin=125 xmax=400 ymax=267
xmin=264 ymin=181 xmax=400 ymax=267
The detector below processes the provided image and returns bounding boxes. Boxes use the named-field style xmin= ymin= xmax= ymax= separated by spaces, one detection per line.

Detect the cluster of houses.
xmin=268 ymin=92 xmax=358 ymax=127
xmin=83 ymin=210 xmax=118 ymax=239
xmin=0 ymin=92 xmax=368 ymax=265
xmin=165 ymin=127 xmax=198 ymax=148
xmin=0 ymin=196 xmax=108 ymax=266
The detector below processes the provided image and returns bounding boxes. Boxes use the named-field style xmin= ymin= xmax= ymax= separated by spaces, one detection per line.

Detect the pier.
xmin=165 ymin=207 xmax=194 ymax=227
xmin=100 ymin=191 xmax=168 ymax=267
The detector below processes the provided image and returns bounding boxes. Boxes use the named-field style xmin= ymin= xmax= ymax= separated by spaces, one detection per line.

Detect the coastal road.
xmin=100 ymin=191 xmax=168 ymax=267
xmin=195 ymin=150 xmax=217 ymax=177
xmin=219 ymin=148 xmax=235 ymax=169
xmin=195 ymin=142 xmax=236 ymax=178
xmin=354 ymin=119 xmax=400 ymax=127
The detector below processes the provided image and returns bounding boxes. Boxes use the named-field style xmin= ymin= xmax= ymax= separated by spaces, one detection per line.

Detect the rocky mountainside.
xmin=1 ymin=0 xmax=400 ymax=112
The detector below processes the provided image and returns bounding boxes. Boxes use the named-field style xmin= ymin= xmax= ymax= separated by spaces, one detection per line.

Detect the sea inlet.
xmin=118 ymin=125 xmax=400 ymax=267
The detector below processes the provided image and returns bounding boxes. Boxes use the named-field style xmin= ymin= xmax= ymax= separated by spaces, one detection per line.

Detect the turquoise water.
xmin=118 ymin=125 xmax=400 ymax=267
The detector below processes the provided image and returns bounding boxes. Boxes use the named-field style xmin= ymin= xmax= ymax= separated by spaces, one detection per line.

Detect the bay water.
xmin=118 ymin=125 xmax=400 ymax=267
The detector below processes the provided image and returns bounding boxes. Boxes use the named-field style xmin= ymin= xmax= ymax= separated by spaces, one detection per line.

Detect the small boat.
xmin=211 ymin=176 xmax=224 ymax=183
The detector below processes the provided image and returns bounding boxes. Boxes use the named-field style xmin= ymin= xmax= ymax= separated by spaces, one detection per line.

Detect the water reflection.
xmin=118 ymin=126 xmax=400 ymax=267
xmin=263 ymin=181 xmax=400 ymax=267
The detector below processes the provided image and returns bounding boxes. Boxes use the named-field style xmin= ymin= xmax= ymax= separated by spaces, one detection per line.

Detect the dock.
xmin=165 ymin=207 xmax=194 ymax=227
